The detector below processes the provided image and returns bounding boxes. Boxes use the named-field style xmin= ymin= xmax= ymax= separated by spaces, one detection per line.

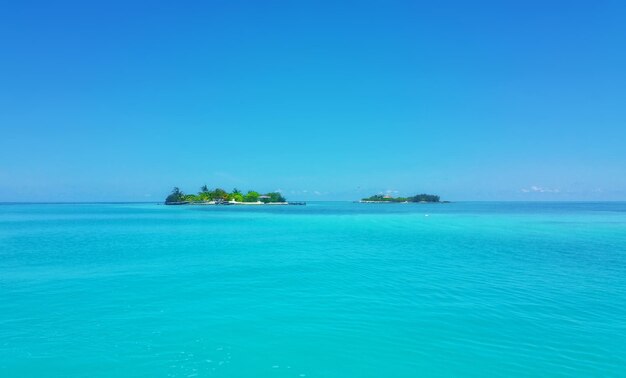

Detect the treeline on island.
xmin=361 ymin=193 xmax=442 ymax=203
xmin=166 ymin=186 xmax=286 ymax=204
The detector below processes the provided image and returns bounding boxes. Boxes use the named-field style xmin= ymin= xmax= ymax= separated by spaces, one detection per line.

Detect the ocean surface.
xmin=1 ymin=202 xmax=625 ymax=377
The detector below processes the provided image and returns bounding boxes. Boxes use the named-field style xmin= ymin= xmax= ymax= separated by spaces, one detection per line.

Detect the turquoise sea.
xmin=1 ymin=202 xmax=625 ymax=377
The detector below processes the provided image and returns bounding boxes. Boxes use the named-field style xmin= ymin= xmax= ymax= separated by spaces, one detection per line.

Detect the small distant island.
xmin=360 ymin=193 xmax=447 ymax=203
xmin=165 ymin=186 xmax=304 ymax=205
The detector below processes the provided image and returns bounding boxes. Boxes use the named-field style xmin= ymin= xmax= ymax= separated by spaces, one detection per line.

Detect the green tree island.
xmin=360 ymin=193 xmax=444 ymax=203
xmin=164 ymin=186 xmax=291 ymax=205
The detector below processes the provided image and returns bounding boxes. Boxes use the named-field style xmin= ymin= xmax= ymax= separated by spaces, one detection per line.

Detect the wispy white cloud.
xmin=521 ymin=185 xmax=560 ymax=193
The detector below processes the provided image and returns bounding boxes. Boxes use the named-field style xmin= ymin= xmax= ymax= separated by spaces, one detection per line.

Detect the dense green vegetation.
xmin=165 ymin=186 xmax=286 ymax=204
xmin=361 ymin=193 xmax=441 ymax=203
xmin=165 ymin=187 xmax=185 ymax=203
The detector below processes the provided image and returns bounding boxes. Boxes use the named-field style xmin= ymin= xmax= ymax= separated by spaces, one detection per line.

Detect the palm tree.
xmin=166 ymin=187 xmax=184 ymax=203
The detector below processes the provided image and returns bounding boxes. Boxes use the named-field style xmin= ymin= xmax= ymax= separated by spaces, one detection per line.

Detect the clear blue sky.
xmin=1 ymin=1 xmax=625 ymax=201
